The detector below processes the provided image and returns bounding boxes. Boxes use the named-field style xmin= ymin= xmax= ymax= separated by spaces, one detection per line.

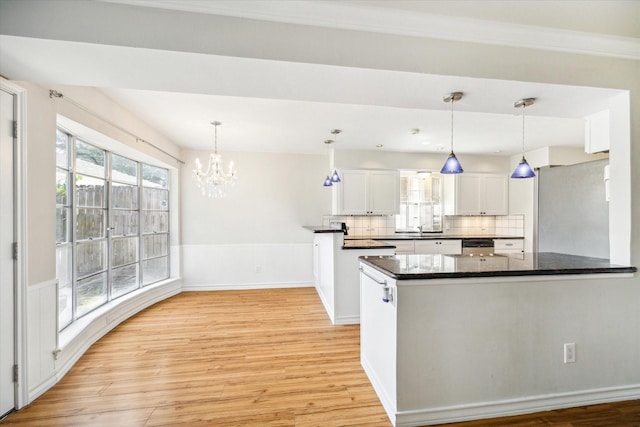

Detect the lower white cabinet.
xmin=493 ymin=238 xmax=524 ymax=254
xmin=380 ymin=239 xmax=462 ymax=255
xmin=415 ymin=239 xmax=462 ymax=255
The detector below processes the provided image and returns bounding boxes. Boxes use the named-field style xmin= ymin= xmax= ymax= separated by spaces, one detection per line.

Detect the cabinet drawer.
xmin=414 ymin=239 xmax=462 ymax=255
xmin=494 ymin=239 xmax=524 ymax=252
xmin=382 ymin=240 xmax=415 ymax=254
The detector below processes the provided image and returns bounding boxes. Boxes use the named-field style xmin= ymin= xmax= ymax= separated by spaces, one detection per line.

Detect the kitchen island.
xmin=359 ymin=253 xmax=637 ymax=426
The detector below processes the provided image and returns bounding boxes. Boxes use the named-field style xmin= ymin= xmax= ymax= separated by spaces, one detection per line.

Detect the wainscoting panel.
xmin=26 ymin=280 xmax=58 ymax=402
xmin=182 ymin=244 xmax=314 ymax=290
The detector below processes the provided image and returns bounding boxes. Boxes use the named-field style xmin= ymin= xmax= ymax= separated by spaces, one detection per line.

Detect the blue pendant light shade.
xmin=440 ymin=92 xmax=464 ymax=174
xmin=441 ymin=152 xmax=464 ymax=174
xmin=330 ymin=169 xmax=341 ymax=183
xmin=323 ymin=176 xmax=333 ymax=186
xmin=511 ymin=158 xmax=536 ymax=178
xmin=511 ymin=98 xmax=536 ymax=179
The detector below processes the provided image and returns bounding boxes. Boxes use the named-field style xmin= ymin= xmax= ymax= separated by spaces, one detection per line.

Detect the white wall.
xmin=180 ymin=149 xmax=331 ymax=289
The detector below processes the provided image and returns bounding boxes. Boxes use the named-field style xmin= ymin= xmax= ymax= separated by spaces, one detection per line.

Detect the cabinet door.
xmin=481 ymin=175 xmax=508 ymax=215
xmin=455 ymin=174 xmax=482 ymax=215
xmin=369 ymin=170 xmax=399 ymax=215
xmin=415 ymin=240 xmax=462 ymax=255
xmin=414 ymin=240 xmax=438 ymax=254
xmin=339 ymin=170 xmax=369 ymax=214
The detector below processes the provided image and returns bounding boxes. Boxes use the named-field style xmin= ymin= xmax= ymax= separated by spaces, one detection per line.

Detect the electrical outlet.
xmin=564 ymin=343 xmax=576 ymax=363
xmin=255 ymin=265 xmax=262 ymax=274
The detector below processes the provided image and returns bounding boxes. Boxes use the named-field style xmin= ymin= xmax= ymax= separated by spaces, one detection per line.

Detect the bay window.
xmin=55 ymin=129 xmax=170 ymax=331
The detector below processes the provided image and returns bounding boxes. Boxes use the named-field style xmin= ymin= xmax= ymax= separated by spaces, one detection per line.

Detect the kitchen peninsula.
xmin=359 ymin=253 xmax=637 ymax=426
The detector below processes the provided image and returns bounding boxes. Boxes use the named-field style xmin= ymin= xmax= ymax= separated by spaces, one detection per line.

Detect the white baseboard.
xmin=182 ymin=281 xmax=313 ymax=291
xmin=361 ymin=354 xmax=397 ymax=425
xmin=396 ymin=385 xmax=640 ymax=426
xmin=334 ymin=314 xmax=359 ymax=325
xmin=27 ymin=372 xmax=57 ymax=403
xmin=362 ymin=363 xmax=640 ymax=427
xmin=314 ymin=285 xmax=335 ymax=324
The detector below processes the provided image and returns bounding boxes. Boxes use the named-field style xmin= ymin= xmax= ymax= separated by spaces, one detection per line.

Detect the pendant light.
xmin=511 ymin=98 xmax=536 ymax=179
xmin=440 ymin=92 xmax=464 ymax=174
xmin=322 ymin=129 xmax=342 ymax=187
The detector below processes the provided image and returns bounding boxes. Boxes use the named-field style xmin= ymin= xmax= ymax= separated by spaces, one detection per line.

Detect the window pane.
xmin=143 ymin=211 xmax=168 ymax=233
xmin=56 ymin=245 xmax=72 ymax=286
xmin=56 ymin=129 xmax=68 ymax=168
xmin=112 ymin=237 xmax=138 ymax=267
xmin=142 ymin=164 xmax=168 ymax=188
xmin=142 ymin=234 xmax=168 ymax=259
xmin=76 ymin=272 xmax=107 ymax=317
xmin=56 ymin=169 xmax=69 ymax=205
xmin=143 ymin=257 xmax=168 ymax=285
xmin=111 ymin=264 xmax=139 ymax=299
xmin=58 ymin=280 xmax=73 ymax=330
xmin=75 ymin=140 xmax=105 ymax=177
xmin=142 ymin=188 xmax=168 ymax=210
xmin=56 ymin=207 xmax=70 ymax=244
xmin=76 ymin=240 xmax=107 ymax=278
xmin=76 ymin=208 xmax=105 ymax=240
xmin=76 ymin=175 xmax=106 ymax=207
xmin=112 ymin=154 xmax=138 ymax=185
xmin=111 ymin=210 xmax=139 ymax=236
xmin=112 ymin=182 xmax=138 ymax=210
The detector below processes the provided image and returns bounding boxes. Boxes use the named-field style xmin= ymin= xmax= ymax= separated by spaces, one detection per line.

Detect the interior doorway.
xmin=0 ymin=87 xmax=16 ymax=418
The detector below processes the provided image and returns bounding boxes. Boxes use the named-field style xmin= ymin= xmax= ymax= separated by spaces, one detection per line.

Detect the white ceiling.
xmin=0 ymin=0 xmax=633 ymax=156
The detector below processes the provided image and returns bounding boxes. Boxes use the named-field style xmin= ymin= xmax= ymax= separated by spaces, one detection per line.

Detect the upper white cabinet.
xmin=443 ymin=173 xmax=509 ymax=215
xmin=584 ymin=110 xmax=610 ymax=154
xmin=335 ymin=169 xmax=399 ymax=215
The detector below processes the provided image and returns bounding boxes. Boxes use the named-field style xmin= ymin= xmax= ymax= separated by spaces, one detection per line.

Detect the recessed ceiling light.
xmin=421 ymin=141 xmax=430 ymax=145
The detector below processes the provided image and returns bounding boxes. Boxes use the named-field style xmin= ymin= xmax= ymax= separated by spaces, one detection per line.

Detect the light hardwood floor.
xmin=2 ymin=288 xmax=639 ymax=426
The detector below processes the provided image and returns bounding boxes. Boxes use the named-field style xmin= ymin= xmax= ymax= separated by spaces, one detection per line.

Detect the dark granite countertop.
xmin=354 ymin=234 xmax=523 ymax=241
xmin=303 ymin=226 xmax=345 ymax=234
xmin=342 ymin=239 xmax=396 ymax=250
xmin=359 ymin=252 xmax=637 ymax=280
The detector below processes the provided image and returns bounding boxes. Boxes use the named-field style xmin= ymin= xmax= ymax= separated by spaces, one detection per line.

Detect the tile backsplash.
xmin=322 ymin=214 xmax=524 ymax=237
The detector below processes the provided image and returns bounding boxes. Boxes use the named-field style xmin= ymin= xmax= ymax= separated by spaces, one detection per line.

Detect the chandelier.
xmin=193 ymin=121 xmax=237 ymax=198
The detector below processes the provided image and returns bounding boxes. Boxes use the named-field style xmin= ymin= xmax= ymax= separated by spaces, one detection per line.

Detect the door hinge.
xmin=12 ymin=120 xmax=18 ymax=139
xmin=12 ymin=242 xmax=18 ymax=260
xmin=13 ymin=365 xmax=18 ymax=383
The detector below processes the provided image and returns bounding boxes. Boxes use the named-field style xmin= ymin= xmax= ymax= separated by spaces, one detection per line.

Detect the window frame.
xmin=55 ymin=127 xmax=171 ymax=331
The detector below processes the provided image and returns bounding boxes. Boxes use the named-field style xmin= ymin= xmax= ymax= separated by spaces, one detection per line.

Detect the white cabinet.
xmin=415 ymin=239 xmax=462 ymax=255
xmin=443 ymin=173 xmax=508 ymax=215
xmin=380 ymin=239 xmax=462 ymax=255
xmin=584 ymin=110 xmax=609 ymax=154
xmin=336 ymin=169 xmax=399 ymax=215
xmin=381 ymin=240 xmax=415 ymax=255
xmin=493 ymin=238 xmax=524 ymax=254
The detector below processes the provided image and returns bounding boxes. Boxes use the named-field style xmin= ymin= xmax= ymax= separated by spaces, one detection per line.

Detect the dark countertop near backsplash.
xmin=303 ymin=226 xmax=523 ymax=241
xmin=359 ymin=252 xmax=637 ymax=280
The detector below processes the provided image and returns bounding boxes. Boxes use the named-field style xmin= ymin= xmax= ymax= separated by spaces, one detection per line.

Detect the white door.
xmin=0 ymin=89 xmax=16 ymax=417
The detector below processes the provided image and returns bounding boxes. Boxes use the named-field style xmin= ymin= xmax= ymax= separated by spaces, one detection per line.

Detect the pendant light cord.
xmin=450 ymin=98 xmax=454 ymax=153
xmin=521 ymin=103 xmax=526 ymax=159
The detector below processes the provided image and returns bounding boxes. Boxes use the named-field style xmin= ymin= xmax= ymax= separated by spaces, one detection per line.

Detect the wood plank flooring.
xmin=2 ymin=288 xmax=639 ymax=426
